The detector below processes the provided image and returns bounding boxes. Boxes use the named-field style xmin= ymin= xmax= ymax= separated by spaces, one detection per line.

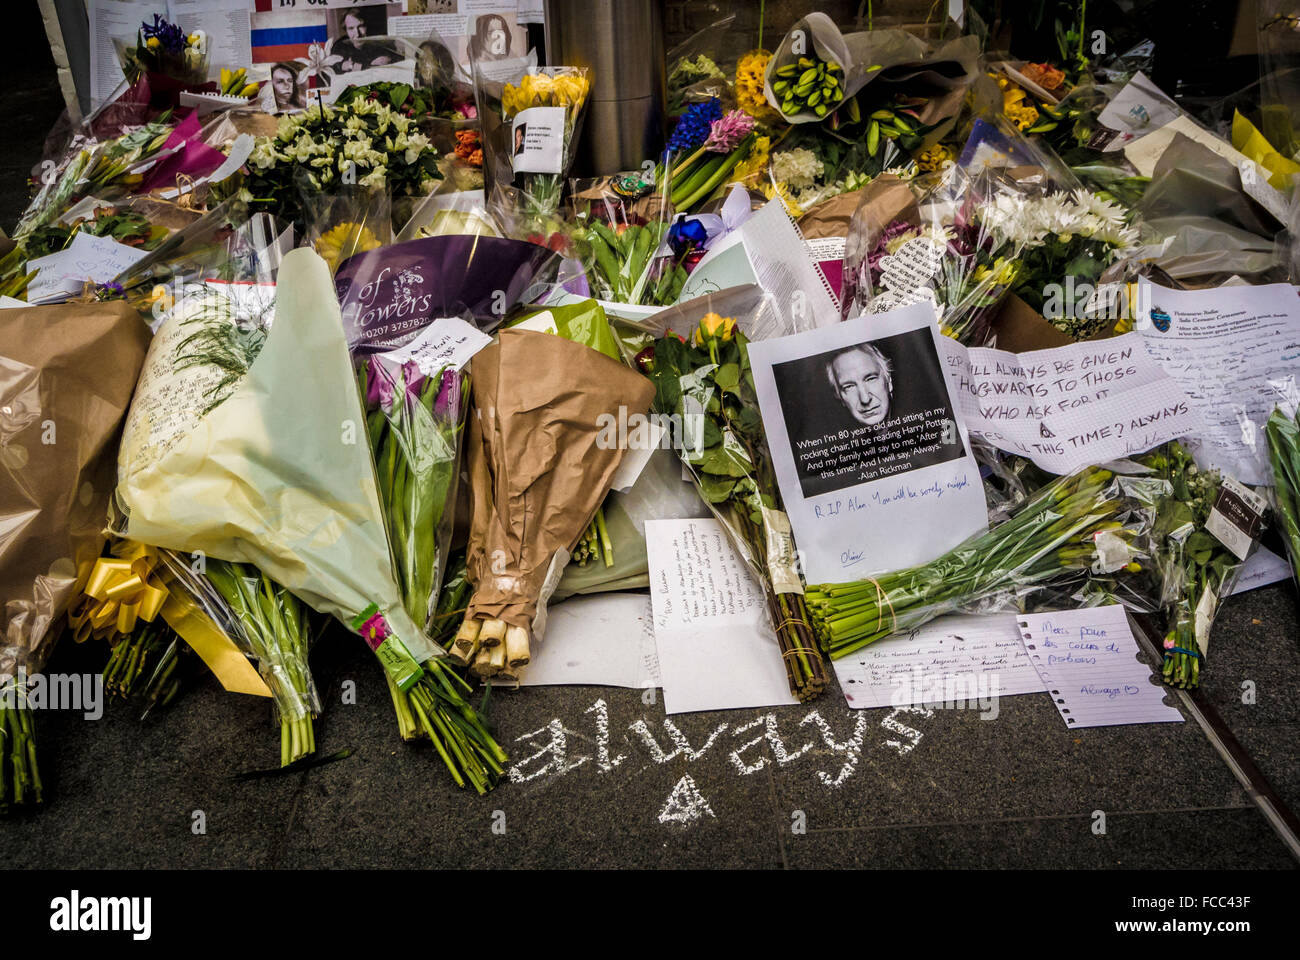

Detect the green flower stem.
xmin=807 ymin=468 xmax=1137 ymax=657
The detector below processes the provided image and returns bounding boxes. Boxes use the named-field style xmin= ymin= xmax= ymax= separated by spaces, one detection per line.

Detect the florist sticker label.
xmin=383 ymin=316 xmax=492 ymax=375
xmin=511 ymin=106 xmax=565 ymax=175
xmin=936 ymin=332 xmax=1202 ymax=473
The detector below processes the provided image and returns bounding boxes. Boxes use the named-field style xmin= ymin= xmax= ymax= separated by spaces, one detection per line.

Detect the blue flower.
xmin=667 ymin=215 xmax=708 ymax=257
xmin=665 ymin=98 xmax=722 ymax=154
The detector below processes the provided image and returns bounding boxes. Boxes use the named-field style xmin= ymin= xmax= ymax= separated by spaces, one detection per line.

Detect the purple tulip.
xmin=434 ymin=369 xmax=461 ymax=420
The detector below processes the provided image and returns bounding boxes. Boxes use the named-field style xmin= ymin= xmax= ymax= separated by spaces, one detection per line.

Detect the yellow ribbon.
xmin=69 ymin=542 xmax=170 ymax=643
xmin=70 ymin=541 xmax=271 ymax=698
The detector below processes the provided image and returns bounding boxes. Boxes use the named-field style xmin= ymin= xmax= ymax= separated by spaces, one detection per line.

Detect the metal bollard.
xmin=543 ymin=0 xmax=666 ymax=176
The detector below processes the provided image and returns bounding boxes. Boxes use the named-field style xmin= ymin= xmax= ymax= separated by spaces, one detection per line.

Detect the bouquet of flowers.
xmin=240 ymin=100 xmax=442 ymax=229
xmin=358 ymin=353 xmax=505 ymax=789
xmin=113 ymin=249 xmax=506 ymax=791
xmin=571 ymin=170 xmax=676 ymax=305
xmin=642 ymin=310 xmax=829 ymax=702
xmin=21 ymin=205 xmax=171 ymax=260
xmin=984 ymin=187 xmax=1140 ymax=339
xmin=807 ymin=467 xmax=1159 ymax=658
xmin=0 ymin=299 xmax=150 ymax=811
xmin=16 ymin=115 xmax=177 ymax=240
xmin=1135 ymin=443 xmax=1248 ymax=689
xmin=448 ymin=328 xmax=654 ymax=678
xmin=179 ymin=557 xmax=320 ymax=767
xmin=840 ymin=165 xmax=1029 ymax=344
xmin=1266 ymin=407 xmax=1300 ymax=591
xmin=476 ymin=65 xmax=590 ymax=224
xmin=665 ymin=101 xmax=758 ymax=214
xmin=122 ymin=16 xmax=209 ymax=87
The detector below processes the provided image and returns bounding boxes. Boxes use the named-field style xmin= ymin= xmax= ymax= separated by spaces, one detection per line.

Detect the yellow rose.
xmin=694 ymin=312 xmax=737 ymax=345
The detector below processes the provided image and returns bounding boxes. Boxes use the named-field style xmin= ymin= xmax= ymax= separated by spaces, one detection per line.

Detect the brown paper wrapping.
xmin=464 ymin=329 xmax=654 ymax=634
xmin=798 ymin=175 xmax=917 ymax=243
xmin=0 ymin=301 xmax=150 ymax=676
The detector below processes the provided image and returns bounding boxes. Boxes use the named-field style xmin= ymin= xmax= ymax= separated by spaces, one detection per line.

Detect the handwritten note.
xmin=1019 ymin=605 xmax=1182 ymax=728
xmin=645 ymin=518 xmax=797 ymax=715
xmin=518 ymin=593 xmax=661 ymax=689
xmin=1136 ymin=279 xmax=1300 ymax=486
xmin=26 ymin=232 xmax=148 ymax=304
xmin=937 ymin=333 xmax=1202 ymax=472
xmin=1230 ymin=546 xmax=1293 ymax=595
xmin=832 ymin=613 xmax=1045 ymax=711
xmin=382 ymin=315 xmax=492 ymax=374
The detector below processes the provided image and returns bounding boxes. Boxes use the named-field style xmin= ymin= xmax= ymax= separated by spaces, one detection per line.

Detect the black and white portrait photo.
xmin=747 ymin=298 xmax=990 ymax=584
xmin=768 ymin=326 xmax=966 ymax=499
xmin=329 ymin=6 xmax=403 ymax=73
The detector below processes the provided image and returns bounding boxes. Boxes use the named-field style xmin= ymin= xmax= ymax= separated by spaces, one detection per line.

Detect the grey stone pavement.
xmin=1 ymin=45 xmax=1297 ymax=871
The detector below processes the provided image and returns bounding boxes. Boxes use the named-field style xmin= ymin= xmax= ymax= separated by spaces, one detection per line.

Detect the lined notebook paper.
xmin=1019 ymin=605 xmax=1183 ymax=728
xmin=832 ymin=613 xmax=1046 ymax=710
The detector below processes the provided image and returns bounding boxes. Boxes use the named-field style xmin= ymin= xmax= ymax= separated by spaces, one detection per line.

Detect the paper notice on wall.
xmin=646 ymin=518 xmax=797 ymax=715
xmin=1136 ymin=279 xmax=1300 ymax=486
xmin=747 ymin=302 xmax=987 ymax=584
xmin=516 ymin=0 xmax=544 ymax=24
xmin=832 ymin=613 xmax=1044 ymax=711
xmin=168 ymin=0 xmax=252 ymax=75
xmin=682 ymin=200 xmax=841 ymax=328
xmin=936 ymin=332 xmax=1202 ymax=472
xmin=88 ymin=0 xmax=160 ymax=108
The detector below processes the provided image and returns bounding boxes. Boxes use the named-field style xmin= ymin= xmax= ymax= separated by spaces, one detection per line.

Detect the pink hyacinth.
xmin=703 ymin=110 xmax=755 ymax=153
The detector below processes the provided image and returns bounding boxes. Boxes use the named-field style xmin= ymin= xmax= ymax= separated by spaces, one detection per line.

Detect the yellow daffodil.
xmin=146 ymin=37 xmax=161 ymax=50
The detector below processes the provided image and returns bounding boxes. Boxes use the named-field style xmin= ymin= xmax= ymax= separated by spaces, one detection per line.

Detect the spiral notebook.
xmin=1018 ymin=605 xmax=1183 ymax=729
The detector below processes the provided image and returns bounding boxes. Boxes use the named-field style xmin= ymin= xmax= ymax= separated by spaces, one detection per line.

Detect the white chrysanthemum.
xmin=1072 ymin=189 xmax=1129 ymax=227
xmin=771 ymin=147 xmax=824 ymax=190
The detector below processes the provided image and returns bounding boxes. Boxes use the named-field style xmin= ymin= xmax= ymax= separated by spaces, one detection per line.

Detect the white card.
xmin=937 ymin=333 xmax=1202 ymax=471
xmin=518 ymin=593 xmax=660 ymax=689
xmin=646 ymin=518 xmax=798 ymax=715
xmin=1095 ymin=71 xmax=1182 ymax=151
xmin=511 ymin=106 xmax=566 ymax=175
xmin=1136 ymin=279 xmax=1300 ymax=486
xmin=381 ymin=316 xmax=492 ymax=375
xmin=1229 ymin=546 xmax=1292 ymax=595
xmin=747 ymin=302 xmax=987 ymax=584
xmin=832 ymin=613 xmax=1046 ymax=711
xmin=26 ymin=232 xmax=148 ymax=304
xmin=1018 ymin=605 xmax=1183 ymax=729
xmin=682 ymin=200 xmax=841 ymax=327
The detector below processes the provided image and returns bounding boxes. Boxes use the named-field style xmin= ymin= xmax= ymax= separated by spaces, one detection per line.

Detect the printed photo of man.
xmin=825 ymin=343 xmax=893 ymax=427
xmin=270 ymin=62 xmax=306 ymax=113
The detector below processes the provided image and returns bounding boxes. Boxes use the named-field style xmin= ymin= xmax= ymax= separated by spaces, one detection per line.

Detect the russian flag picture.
xmin=250 ymin=10 xmax=330 ymax=65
